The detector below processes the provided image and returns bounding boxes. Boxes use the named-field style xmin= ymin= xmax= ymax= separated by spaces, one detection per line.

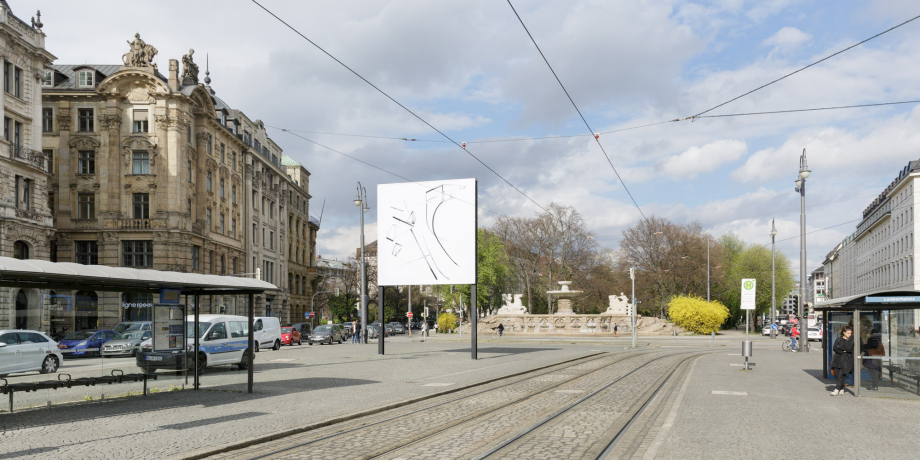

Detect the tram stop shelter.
xmin=0 ymin=257 xmax=278 ymax=399
xmin=816 ymin=290 xmax=920 ymax=399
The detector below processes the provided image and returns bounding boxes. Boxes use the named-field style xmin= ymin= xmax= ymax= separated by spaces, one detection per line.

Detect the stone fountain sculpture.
xmin=547 ymin=281 xmax=583 ymax=315
xmin=605 ymin=293 xmax=632 ymax=316
xmin=497 ymin=294 xmax=527 ymax=315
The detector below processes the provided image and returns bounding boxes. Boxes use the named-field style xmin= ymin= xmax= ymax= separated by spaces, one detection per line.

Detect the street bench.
xmin=0 ymin=370 xmax=157 ymax=413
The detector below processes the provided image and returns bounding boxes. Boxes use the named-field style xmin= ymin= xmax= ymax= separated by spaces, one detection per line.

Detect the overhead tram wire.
xmin=276 ymin=128 xmax=506 ymax=217
xmin=697 ymin=100 xmax=920 ymax=119
xmin=250 ymin=0 xmax=546 ymax=213
xmin=690 ymin=13 xmax=920 ymax=119
xmin=506 ymin=0 xmax=647 ymax=222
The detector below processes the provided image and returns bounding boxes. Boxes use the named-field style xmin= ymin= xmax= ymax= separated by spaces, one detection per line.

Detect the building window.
xmin=44 ymin=149 xmax=53 ymax=173
xmin=192 ymin=245 xmax=200 ymax=270
xmin=3 ymin=116 xmax=8 ymax=140
xmin=78 ymin=108 xmax=93 ymax=132
xmin=220 ymin=255 xmax=226 ymax=275
xmin=13 ymin=241 xmax=29 ymax=260
xmin=42 ymin=108 xmax=53 ymax=132
xmin=78 ymin=70 xmax=94 ymax=87
xmin=219 ymin=179 xmax=225 ymax=198
xmin=262 ymin=197 xmax=266 ymax=215
xmin=187 ymin=199 xmax=192 ymax=216
xmin=186 ymin=124 xmax=192 ymax=142
xmin=77 ymin=193 xmax=95 ymax=219
xmin=133 ymin=110 xmax=148 ymax=133
xmin=270 ymin=203 xmax=275 ymax=219
xmin=2 ymin=62 xmax=7 ymax=93
xmin=254 ymin=140 xmax=262 ymax=152
xmin=132 ymin=151 xmax=150 ymax=174
xmin=43 ymin=70 xmax=52 ymax=87
xmin=133 ymin=193 xmax=149 ymax=219
xmin=14 ymin=121 xmax=21 ymax=147
xmin=270 ymin=231 xmax=275 ymax=250
xmin=206 ymin=135 xmax=212 ymax=155
xmin=252 ymin=191 xmax=257 ymax=209
xmin=206 ymin=208 xmax=212 ymax=230
xmin=231 ymin=152 xmax=237 ymax=171
xmin=232 ymin=257 xmax=238 ymax=274
xmin=75 ymin=241 xmax=99 ymax=265
xmin=253 ymin=224 xmax=257 ymax=243
xmin=13 ymin=66 xmax=20 ymax=98
xmin=206 ymin=171 xmax=212 ymax=191
xmin=123 ymin=241 xmax=154 ymax=267
xmin=220 ymin=143 xmax=225 ymax=163
xmin=187 ymin=160 xmax=192 ymax=182
xmin=209 ymin=251 xmax=214 ymax=274
xmin=262 ymin=228 xmax=266 ymax=248
xmin=231 ymin=185 xmax=237 ymax=204
xmin=220 ymin=111 xmax=227 ymax=126
xmin=220 ymin=213 xmax=225 ymax=235
xmin=231 ymin=218 xmax=237 ymax=238
xmin=14 ymin=176 xmax=30 ymax=210
xmin=78 ymin=150 xmax=95 ymax=174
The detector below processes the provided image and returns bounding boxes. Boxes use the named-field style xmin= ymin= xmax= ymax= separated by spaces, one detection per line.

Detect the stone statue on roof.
xmin=122 ymin=33 xmax=158 ymax=69
xmin=181 ymin=48 xmax=199 ymax=85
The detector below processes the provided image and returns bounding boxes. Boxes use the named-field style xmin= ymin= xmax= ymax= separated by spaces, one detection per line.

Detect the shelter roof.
xmin=816 ymin=290 xmax=920 ymax=311
xmin=0 ymin=257 xmax=277 ymax=294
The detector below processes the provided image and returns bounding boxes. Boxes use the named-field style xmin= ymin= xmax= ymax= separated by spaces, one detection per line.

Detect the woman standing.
xmin=831 ymin=325 xmax=854 ymax=396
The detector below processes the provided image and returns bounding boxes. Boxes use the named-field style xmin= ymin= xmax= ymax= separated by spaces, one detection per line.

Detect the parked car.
xmin=0 ymin=330 xmax=63 ymax=377
xmin=370 ymin=323 xmax=391 ymax=337
xmin=342 ymin=323 xmax=354 ymax=338
xmin=289 ymin=322 xmax=312 ymax=338
xmin=384 ymin=324 xmax=396 ymax=336
xmin=254 ymin=316 xmax=282 ymax=352
xmin=102 ymin=330 xmax=152 ymax=357
xmin=309 ymin=324 xmax=345 ymax=345
xmin=336 ymin=324 xmax=352 ymax=339
xmin=388 ymin=322 xmax=406 ymax=334
xmin=58 ymin=329 xmax=116 ymax=358
xmin=281 ymin=327 xmax=303 ymax=346
xmin=113 ymin=321 xmax=151 ymax=334
xmin=807 ymin=326 xmax=823 ymax=342
xmin=366 ymin=324 xmax=381 ymax=339
xmin=137 ymin=315 xmax=250 ymax=374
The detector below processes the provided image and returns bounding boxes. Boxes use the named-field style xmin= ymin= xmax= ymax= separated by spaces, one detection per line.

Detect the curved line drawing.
xmin=431 ymin=201 xmax=459 ymax=267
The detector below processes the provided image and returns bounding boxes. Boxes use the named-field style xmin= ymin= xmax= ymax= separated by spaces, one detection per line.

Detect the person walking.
xmin=613 ymin=323 xmax=618 ymax=338
xmin=352 ymin=320 xmax=360 ymax=344
xmin=831 ymin=326 xmax=855 ymax=396
xmin=422 ymin=321 xmax=429 ymax=338
xmin=790 ymin=324 xmax=800 ymax=352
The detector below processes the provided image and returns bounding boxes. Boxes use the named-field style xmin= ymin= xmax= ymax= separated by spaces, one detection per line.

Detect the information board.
xmin=741 ymin=279 xmax=756 ymax=310
xmin=153 ymin=304 xmax=186 ymax=352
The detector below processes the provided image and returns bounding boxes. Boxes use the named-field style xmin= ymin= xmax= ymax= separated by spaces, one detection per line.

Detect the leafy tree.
xmin=667 ymin=295 xmax=729 ymax=334
xmin=327 ymin=292 xmax=359 ymax=324
xmin=438 ymin=312 xmax=458 ymax=333
xmin=721 ymin=241 xmax=795 ymax=325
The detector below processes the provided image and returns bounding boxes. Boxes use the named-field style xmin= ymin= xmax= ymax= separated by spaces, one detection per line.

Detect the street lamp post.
xmin=355 ymin=183 xmax=369 ymax=344
xmin=771 ymin=219 xmax=777 ymax=339
xmin=706 ymin=238 xmax=710 ymax=302
xmin=795 ymin=149 xmax=810 ymax=353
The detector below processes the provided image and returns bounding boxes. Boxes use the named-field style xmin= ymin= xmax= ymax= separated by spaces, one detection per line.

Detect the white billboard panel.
xmin=377 ymin=178 xmax=476 ymax=286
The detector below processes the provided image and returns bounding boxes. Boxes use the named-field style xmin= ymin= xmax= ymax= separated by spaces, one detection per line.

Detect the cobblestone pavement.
xmin=0 ymin=338 xmax=612 ymax=459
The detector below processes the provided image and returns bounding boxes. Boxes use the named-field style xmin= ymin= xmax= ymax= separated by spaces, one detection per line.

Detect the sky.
xmin=18 ymin=0 xmax=920 ymax=279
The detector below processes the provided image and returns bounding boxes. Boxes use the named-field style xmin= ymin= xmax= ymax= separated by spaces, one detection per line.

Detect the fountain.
xmin=547 ymin=281 xmax=583 ymax=315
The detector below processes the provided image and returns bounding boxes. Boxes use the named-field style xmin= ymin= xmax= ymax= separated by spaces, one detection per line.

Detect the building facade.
xmin=283 ymin=155 xmax=318 ymax=321
xmin=0 ymin=4 xmax=56 ymax=330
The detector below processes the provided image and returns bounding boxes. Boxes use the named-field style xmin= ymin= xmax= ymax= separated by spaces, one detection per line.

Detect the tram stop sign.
xmin=741 ymin=279 xmax=756 ymax=310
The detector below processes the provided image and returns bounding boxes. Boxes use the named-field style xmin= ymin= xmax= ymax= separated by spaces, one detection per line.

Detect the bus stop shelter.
xmin=816 ymin=290 xmax=920 ymax=399
xmin=0 ymin=257 xmax=278 ymax=395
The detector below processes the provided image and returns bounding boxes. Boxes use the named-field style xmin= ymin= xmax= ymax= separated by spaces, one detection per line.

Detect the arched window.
xmin=13 ymin=240 xmax=29 ymax=260
xmin=220 ymin=254 xmax=226 ymax=275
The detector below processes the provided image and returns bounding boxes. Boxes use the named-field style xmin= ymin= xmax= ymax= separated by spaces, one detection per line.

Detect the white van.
xmin=136 ymin=314 xmax=251 ymax=373
xmin=253 ymin=316 xmax=281 ymax=352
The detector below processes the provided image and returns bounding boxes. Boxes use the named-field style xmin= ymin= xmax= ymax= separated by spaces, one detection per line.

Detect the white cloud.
xmin=764 ymin=27 xmax=811 ymax=50
xmin=654 ymin=140 xmax=747 ymax=180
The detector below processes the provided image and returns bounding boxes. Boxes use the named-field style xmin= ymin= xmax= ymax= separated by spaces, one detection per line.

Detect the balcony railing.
xmin=10 ymin=144 xmax=47 ymax=170
xmin=118 ymin=218 xmax=167 ymax=230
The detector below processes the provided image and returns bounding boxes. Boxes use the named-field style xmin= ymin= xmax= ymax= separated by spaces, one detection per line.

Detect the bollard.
xmin=711 ymin=331 xmax=715 ymax=341
xmin=742 ymin=340 xmax=753 ymax=370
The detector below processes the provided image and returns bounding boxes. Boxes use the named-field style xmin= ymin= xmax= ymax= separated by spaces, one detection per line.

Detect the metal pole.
xmin=799 ymin=152 xmax=808 ymax=353
xmin=771 ymin=219 xmax=777 ymax=339
xmin=707 ymin=239 xmax=710 ymax=302
xmin=745 ymin=308 xmax=750 ymax=370
xmin=854 ymin=308 xmax=861 ymax=396
xmin=194 ymin=293 xmax=199 ymax=390
xmin=359 ymin=184 xmax=368 ymax=345
xmin=631 ymin=268 xmax=637 ymax=348
xmin=408 ymin=285 xmax=412 ymax=337
xmin=184 ymin=295 xmax=188 ymax=386
xmin=248 ymin=292 xmax=254 ymax=394
xmin=471 ymin=180 xmax=478 ymax=360
xmin=378 ymin=286 xmax=385 ymax=355
xmin=471 ymin=284 xmax=478 ymax=360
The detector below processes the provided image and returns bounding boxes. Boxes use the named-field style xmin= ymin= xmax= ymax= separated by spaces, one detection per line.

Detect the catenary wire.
xmin=698 ymin=100 xmax=920 ymax=118
xmin=277 ymin=129 xmax=505 ymax=217
xmin=251 ymin=0 xmax=546 ymax=212
xmin=690 ymin=13 xmax=920 ymax=119
xmin=505 ymin=0 xmax=647 ymax=222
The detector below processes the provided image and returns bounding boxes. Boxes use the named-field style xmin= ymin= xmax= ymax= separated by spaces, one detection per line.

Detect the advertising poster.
xmin=153 ymin=304 xmax=186 ymax=352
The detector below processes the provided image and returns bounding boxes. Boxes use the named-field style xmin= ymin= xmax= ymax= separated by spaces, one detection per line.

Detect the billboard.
xmin=377 ymin=178 xmax=476 ymax=286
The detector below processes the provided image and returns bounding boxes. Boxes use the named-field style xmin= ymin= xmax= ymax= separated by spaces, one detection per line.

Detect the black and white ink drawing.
xmin=377 ymin=178 xmax=476 ymax=286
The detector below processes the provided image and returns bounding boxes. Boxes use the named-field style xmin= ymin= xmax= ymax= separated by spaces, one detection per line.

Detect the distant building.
xmin=283 ymin=155 xmax=318 ymax=321
xmin=808 ymin=266 xmax=826 ymax=307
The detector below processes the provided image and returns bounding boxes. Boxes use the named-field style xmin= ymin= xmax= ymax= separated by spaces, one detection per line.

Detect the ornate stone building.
xmin=0 ymin=5 xmax=55 ymax=330
xmin=36 ymin=34 xmax=315 ymax=331
xmin=283 ymin=155 xmax=318 ymax=320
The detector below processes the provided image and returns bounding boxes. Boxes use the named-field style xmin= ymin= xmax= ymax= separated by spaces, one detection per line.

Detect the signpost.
xmin=741 ymin=279 xmax=756 ymax=370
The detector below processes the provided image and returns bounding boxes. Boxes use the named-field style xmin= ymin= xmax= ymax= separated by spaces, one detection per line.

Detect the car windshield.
xmin=314 ymin=325 xmax=331 ymax=333
xmin=282 ymin=327 xmax=292 ymax=333
xmin=64 ymin=330 xmax=96 ymax=340
xmin=186 ymin=322 xmax=212 ymax=338
xmin=115 ymin=331 xmax=146 ymax=340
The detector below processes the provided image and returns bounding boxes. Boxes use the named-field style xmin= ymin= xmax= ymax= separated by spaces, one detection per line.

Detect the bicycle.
xmin=782 ymin=338 xmax=797 ymax=352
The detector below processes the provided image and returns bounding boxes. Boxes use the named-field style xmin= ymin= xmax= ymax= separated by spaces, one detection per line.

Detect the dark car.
xmin=309 ymin=325 xmax=345 ymax=345
xmin=281 ymin=327 xmax=302 ymax=346
xmin=289 ymin=322 xmax=312 ymax=337
xmin=388 ymin=322 xmax=406 ymax=334
xmin=58 ymin=329 xmax=116 ymax=358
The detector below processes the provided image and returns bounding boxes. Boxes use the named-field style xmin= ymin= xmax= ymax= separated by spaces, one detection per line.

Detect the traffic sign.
xmin=308 ymin=311 xmax=315 ymax=318
xmin=304 ymin=312 xmax=309 ymax=319
xmin=741 ymin=279 xmax=756 ymax=310
xmin=407 ymin=312 xmax=413 ymax=318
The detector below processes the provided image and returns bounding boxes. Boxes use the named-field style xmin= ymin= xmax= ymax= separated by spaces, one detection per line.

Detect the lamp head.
xmin=354 ymin=198 xmax=362 ymax=206
xmin=799 ymin=169 xmax=811 ymax=179
xmin=771 ymin=229 xmax=777 ymax=237
xmin=795 ymin=178 xmax=803 ymax=188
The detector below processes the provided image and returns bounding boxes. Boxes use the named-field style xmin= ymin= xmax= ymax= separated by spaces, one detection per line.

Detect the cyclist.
xmin=497 ymin=323 xmax=505 ymax=337
xmin=790 ymin=324 xmax=800 ymax=352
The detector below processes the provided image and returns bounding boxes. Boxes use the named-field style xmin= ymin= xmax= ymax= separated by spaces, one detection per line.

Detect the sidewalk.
xmin=654 ymin=340 xmax=920 ymax=459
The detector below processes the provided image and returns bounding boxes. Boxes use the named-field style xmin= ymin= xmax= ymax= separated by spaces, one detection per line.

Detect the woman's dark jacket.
xmin=863 ymin=336 xmax=882 ymax=370
xmin=831 ymin=336 xmax=854 ymax=374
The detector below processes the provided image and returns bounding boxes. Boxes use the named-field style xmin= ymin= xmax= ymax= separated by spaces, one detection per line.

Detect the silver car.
xmin=102 ymin=330 xmax=152 ymax=357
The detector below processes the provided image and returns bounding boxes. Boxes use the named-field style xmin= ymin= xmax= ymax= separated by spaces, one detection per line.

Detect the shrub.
xmin=438 ymin=312 xmax=458 ymax=333
xmin=667 ymin=295 xmax=729 ymax=334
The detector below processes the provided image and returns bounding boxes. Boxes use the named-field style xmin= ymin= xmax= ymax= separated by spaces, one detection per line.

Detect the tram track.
xmin=220 ymin=351 xmax=645 ymax=460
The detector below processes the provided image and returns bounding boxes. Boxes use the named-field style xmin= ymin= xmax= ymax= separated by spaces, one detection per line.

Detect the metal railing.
xmin=10 ymin=143 xmax=47 ymax=169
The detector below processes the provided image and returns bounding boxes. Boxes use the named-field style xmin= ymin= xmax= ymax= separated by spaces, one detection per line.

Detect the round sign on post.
xmin=408 ymin=312 xmax=413 ymax=318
